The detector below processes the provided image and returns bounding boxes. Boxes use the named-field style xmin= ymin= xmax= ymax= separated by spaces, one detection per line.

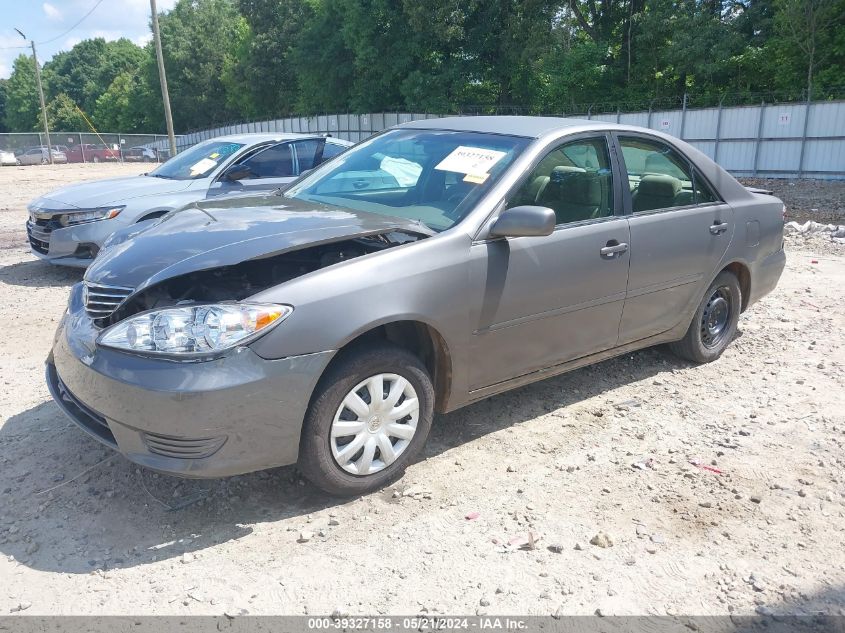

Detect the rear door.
xmin=468 ymin=133 xmax=631 ymax=389
xmin=614 ymin=133 xmax=734 ymax=345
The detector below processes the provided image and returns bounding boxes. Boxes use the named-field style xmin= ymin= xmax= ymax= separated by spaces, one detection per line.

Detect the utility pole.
xmin=15 ymin=29 xmax=52 ymax=164
xmin=150 ymin=0 xmax=177 ymax=157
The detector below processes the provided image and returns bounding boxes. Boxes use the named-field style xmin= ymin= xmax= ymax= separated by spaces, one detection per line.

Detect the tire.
xmin=92 ymin=156 xmax=100 ymax=163
xmin=299 ymin=343 xmax=435 ymax=496
xmin=40 ymin=157 xmax=47 ymax=165
xmin=669 ymin=270 xmax=741 ymax=364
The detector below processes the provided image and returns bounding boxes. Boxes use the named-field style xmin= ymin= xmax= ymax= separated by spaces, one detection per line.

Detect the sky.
xmin=0 ymin=0 xmax=178 ymax=79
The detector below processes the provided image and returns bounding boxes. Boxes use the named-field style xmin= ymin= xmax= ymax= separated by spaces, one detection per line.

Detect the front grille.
xmin=84 ymin=282 xmax=133 ymax=319
xmin=26 ymin=219 xmax=53 ymax=255
xmin=143 ymin=432 xmax=227 ymax=460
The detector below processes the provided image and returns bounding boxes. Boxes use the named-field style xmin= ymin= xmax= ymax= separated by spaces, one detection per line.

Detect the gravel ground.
xmin=0 ymin=164 xmax=843 ymax=617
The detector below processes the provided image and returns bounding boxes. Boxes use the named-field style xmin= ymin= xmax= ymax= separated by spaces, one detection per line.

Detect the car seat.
xmin=632 ymin=174 xmax=682 ymax=212
xmin=537 ymin=166 xmax=603 ymax=224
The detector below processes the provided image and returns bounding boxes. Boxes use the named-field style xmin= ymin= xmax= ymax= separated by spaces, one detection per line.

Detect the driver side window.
xmin=509 ymin=137 xmax=614 ymax=226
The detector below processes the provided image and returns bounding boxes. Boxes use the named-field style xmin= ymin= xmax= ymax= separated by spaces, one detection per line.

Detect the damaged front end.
xmin=101 ymin=230 xmax=424 ymax=327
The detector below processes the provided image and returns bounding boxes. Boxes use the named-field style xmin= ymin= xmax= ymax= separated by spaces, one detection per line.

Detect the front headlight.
xmin=98 ymin=303 xmax=292 ymax=357
xmin=59 ymin=206 xmax=124 ymax=227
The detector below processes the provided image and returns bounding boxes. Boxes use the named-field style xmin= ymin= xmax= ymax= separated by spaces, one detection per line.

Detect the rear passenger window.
xmin=509 ymin=137 xmax=614 ymax=225
xmin=619 ymin=137 xmax=697 ymax=212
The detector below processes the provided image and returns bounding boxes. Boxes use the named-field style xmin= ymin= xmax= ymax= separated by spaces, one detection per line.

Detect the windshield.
xmin=285 ymin=129 xmax=530 ymax=231
xmin=148 ymin=139 xmax=244 ymax=180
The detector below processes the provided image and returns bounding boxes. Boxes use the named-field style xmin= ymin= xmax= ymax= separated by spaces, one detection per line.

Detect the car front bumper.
xmin=48 ymin=303 xmax=334 ymax=478
xmin=27 ymin=217 xmax=125 ymax=268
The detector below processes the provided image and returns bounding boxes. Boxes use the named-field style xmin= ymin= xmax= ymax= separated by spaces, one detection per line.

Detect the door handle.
xmin=600 ymin=241 xmax=629 ymax=258
xmin=710 ymin=221 xmax=729 ymax=235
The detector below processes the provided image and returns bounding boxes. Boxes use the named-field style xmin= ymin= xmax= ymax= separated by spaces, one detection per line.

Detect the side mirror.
xmin=489 ymin=205 xmax=556 ymax=238
xmin=221 ymin=164 xmax=253 ymax=182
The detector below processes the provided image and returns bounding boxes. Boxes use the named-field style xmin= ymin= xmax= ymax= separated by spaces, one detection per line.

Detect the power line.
xmin=0 ymin=0 xmax=107 ymax=50
xmin=36 ymin=0 xmax=107 ymax=45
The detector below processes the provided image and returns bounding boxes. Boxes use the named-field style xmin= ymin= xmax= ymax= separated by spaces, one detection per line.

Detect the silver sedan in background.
xmin=26 ymin=133 xmax=352 ymax=267
xmin=17 ymin=146 xmax=68 ymax=165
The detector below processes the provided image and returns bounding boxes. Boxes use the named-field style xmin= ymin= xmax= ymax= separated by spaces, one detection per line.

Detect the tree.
xmin=4 ymin=54 xmax=40 ymax=132
xmin=774 ymin=0 xmax=844 ymax=99
xmin=43 ymin=38 xmax=145 ymax=117
xmin=93 ymin=69 xmax=160 ymax=133
xmin=0 ymin=79 xmax=8 ymax=133
xmin=235 ymin=0 xmax=313 ymax=116
xmin=155 ymin=0 xmax=244 ymax=130
xmin=45 ymin=93 xmax=88 ymax=131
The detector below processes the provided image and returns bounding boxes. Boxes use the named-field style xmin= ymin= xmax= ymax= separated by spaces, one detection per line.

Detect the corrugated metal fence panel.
xmin=716 ymin=141 xmax=756 ymax=172
xmin=618 ymin=112 xmax=650 ymax=127
xmin=808 ymin=101 xmax=845 ymax=136
xmin=168 ymin=99 xmax=843 ymax=178
xmin=684 ymin=109 xmax=719 ymax=140
xmin=804 ymin=139 xmax=845 ymax=174
xmin=719 ymin=106 xmax=760 ymax=139
xmin=762 ymin=103 xmax=806 ymax=138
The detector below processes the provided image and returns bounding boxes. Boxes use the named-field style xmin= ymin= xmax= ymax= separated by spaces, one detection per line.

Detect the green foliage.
xmin=3 ymin=0 xmax=844 ymax=133
xmin=0 ymin=79 xmax=8 ymax=133
xmin=155 ymin=0 xmax=244 ymax=130
xmin=5 ymin=54 xmax=41 ymax=132
xmin=43 ymin=38 xmax=146 ymax=117
xmin=45 ymin=93 xmax=88 ymax=131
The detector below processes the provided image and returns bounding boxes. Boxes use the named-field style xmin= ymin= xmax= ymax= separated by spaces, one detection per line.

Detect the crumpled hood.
xmin=85 ymin=195 xmax=427 ymax=290
xmin=29 ymin=175 xmax=193 ymax=210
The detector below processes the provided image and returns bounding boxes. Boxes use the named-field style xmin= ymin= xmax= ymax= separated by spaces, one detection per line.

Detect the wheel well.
xmin=328 ymin=321 xmax=452 ymax=413
xmin=723 ymin=262 xmax=751 ymax=312
xmin=137 ymin=210 xmax=168 ymax=223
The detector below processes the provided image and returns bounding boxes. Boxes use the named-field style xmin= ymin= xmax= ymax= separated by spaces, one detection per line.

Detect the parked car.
xmin=122 ymin=146 xmax=157 ymax=163
xmin=47 ymin=117 xmax=785 ymax=495
xmin=27 ymin=133 xmax=352 ymax=266
xmin=0 ymin=149 xmax=19 ymax=166
xmin=65 ymin=143 xmax=120 ymax=163
xmin=17 ymin=146 xmax=68 ymax=165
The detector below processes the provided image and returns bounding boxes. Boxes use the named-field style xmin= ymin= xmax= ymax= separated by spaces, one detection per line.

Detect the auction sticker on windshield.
xmin=435 ymin=146 xmax=507 ymax=178
xmin=189 ymin=157 xmax=218 ymax=176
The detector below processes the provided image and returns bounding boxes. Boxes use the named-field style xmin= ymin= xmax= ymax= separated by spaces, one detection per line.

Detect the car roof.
xmin=210 ymin=132 xmax=353 ymax=145
xmin=397 ymin=115 xmax=690 ymax=140
xmin=396 ymin=116 xmax=606 ymax=138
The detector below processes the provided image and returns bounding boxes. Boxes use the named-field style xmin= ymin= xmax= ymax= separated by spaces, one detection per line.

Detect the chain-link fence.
xmin=0 ymin=132 xmax=182 ymax=164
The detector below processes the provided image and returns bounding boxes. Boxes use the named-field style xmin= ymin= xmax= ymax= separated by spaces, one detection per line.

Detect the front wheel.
xmin=299 ymin=344 xmax=434 ymax=496
xmin=669 ymin=271 xmax=741 ymax=363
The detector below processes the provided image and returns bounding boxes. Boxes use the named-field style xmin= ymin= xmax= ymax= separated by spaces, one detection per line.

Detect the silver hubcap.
xmin=330 ymin=373 xmax=419 ymax=476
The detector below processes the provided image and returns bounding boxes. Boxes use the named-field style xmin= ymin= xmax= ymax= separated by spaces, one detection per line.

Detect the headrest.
xmin=545 ymin=167 xmax=601 ymax=206
xmin=637 ymin=174 xmax=681 ymax=198
xmin=644 ymin=152 xmax=672 ymax=174
xmin=549 ymin=165 xmax=586 ymax=183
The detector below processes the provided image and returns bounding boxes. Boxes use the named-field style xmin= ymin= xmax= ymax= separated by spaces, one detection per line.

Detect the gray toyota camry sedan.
xmin=47 ymin=117 xmax=785 ymax=496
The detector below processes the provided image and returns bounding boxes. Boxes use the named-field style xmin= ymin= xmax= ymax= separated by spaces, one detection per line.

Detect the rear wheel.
xmin=669 ymin=271 xmax=741 ymax=363
xmin=299 ymin=344 xmax=434 ymax=496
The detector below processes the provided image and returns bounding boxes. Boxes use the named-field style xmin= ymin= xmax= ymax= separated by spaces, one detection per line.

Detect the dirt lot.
xmin=0 ymin=164 xmax=843 ymax=617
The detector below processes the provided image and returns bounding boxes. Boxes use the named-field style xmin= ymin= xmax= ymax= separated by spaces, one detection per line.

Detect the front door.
xmin=468 ymin=135 xmax=631 ymax=390
xmin=613 ymin=134 xmax=735 ymax=344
